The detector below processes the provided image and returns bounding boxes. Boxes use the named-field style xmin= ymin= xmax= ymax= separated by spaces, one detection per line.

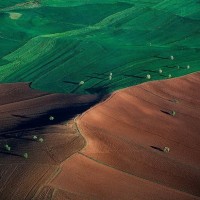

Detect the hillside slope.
xmin=0 ymin=82 xmax=100 ymax=200
xmin=50 ymin=72 xmax=200 ymax=199
xmin=0 ymin=73 xmax=199 ymax=199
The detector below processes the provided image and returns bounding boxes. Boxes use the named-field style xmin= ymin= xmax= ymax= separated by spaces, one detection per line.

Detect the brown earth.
xmin=1 ymin=73 xmax=200 ymax=200
xmin=0 ymin=82 xmax=100 ymax=200
xmin=51 ymin=72 xmax=200 ymax=200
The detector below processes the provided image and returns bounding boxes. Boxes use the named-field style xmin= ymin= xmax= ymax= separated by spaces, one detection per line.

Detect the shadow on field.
xmin=159 ymin=74 xmax=166 ymax=77
xmin=124 ymin=74 xmax=144 ymax=79
xmin=63 ymin=81 xmax=79 ymax=85
xmin=0 ymin=145 xmax=23 ymax=157
xmin=1 ymin=97 xmax=103 ymax=138
xmin=150 ymin=146 xmax=163 ymax=152
xmin=154 ymin=56 xmax=169 ymax=60
xmin=12 ymin=114 xmax=30 ymax=119
xmin=0 ymin=93 xmax=108 ymax=157
xmin=160 ymin=110 xmax=171 ymax=116
xmin=85 ymin=86 xmax=110 ymax=95
xmin=142 ymin=69 xmax=157 ymax=73
xmin=0 ymin=149 xmax=22 ymax=157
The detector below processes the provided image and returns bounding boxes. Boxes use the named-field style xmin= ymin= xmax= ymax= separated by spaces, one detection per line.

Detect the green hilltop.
xmin=0 ymin=0 xmax=200 ymax=94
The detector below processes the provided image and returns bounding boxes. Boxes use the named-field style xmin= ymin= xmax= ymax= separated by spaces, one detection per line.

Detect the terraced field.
xmin=0 ymin=1 xmax=200 ymax=200
xmin=0 ymin=0 xmax=200 ymax=94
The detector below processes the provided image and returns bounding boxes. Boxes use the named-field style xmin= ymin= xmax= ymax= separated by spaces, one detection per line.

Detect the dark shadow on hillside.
xmin=159 ymin=74 xmax=166 ymax=77
xmin=63 ymin=81 xmax=79 ymax=85
xmin=85 ymin=86 xmax=110 ymax=95
xmin=142 ymin=69 xmax=157 ymax=73
xmin=160 ymin=110 xmax=171 ymax=116
xmin=150 ymin=146 xmax=163 ymax=152
xmin=154 ymin=56 xmax=169 ymax=60
xmin=12 ymin=114 xmax=30 ymax=119
xmin=0 ymin=150 xmax=22 ymax=157
xmin=0 ymin=146 xmax=23 ymax=157
xmin=0 ymin=94 xmax=108 ymax=158
xmin=124 ymin=74 xmax=144 ymax=79
xmin=1 ymin=134 xmax=36 ymax=141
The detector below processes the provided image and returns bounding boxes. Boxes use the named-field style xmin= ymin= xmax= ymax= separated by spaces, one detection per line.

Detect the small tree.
xmin=159 ymin=69 xmax=163 ymax=74
xmin=79 ymin=81 xmax=85 ymax=85
xmin=170 ymin=55 xmax=174 ymax=60
xmin=49 ymin=116 xmax=54 ymax=121
xmin=5 ymin=144 xmax=11 ymax=151
xmin=168 ymin=74 xmax=172 ymax=78
xmin=163 ymin=147 xmax=170 ymax=153
xmin=23 ymin=153 xmax=28 ymax=159
xmin=33 ymin=135 xmax=37 ymax=140
xmin=109 ymin=72 xmax=112 ymax=80
xmin=146 ymin=74 xmax=151 ymax=80
xmin=187 ymin=65 xmax=190 ymax=69
xmin=38 ymin=138 xmax=44 ymax=143
xmin=170 ymin=111 xmax=176 ymax=116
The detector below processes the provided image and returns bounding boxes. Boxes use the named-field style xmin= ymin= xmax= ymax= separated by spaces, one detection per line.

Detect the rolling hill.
xmin=0 ymin=0 xmax=199 ymax=94
xmin=0 ymin=1 xmax=200 ymax=199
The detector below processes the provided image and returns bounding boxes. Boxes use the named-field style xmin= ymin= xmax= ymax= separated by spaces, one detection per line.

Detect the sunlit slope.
xmin=0 ymin=0 xmax=200 ymax=94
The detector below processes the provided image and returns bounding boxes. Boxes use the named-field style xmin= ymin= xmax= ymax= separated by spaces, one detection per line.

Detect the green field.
xmin=0 ymin=0 xmax=200 ymax=94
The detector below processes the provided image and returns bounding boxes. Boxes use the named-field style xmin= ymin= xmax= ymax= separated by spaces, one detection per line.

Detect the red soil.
xmin=0 ymin=82 xmax=99 ymax=199
xmin=51 ymin=153 xmax=199 ymax=200
xmin=51 ymin=73 xmax=200 ymax=199
xmin=1 ymin=73 xmax=200 ymax=200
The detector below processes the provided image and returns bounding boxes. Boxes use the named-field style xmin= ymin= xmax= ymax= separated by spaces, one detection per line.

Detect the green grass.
xmin=0 ymin=0 xmax=199 ymax=94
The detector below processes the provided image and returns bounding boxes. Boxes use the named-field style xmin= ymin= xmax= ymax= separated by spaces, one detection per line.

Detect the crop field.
xmin=0 ymin=82 xmax=100 ymax=199
xmin=74 ymin=72 xmax=200 ymax=199
xmin=0 ymin=1 xmax=200 ymax=200
xmin=0 ymin=0 xmax=199 ymax=94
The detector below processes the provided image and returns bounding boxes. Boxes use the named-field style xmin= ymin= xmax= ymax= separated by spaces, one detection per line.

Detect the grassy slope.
xmin=0 ymin=0 xmax=200 ymax=94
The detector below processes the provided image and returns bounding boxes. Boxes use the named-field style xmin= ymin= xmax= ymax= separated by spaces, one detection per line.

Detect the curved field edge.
xmin=0 ymin=0 xmax=200 ymax=94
